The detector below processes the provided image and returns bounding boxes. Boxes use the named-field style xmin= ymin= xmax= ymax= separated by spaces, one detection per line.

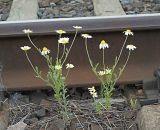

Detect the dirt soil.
xmin=6 ymin=89 xmax=138 ymax=130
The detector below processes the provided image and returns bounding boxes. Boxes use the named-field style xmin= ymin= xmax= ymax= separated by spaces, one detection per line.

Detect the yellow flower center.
xmin=58 ymin=30 xmax=63 ymax=33
xmin=62 ymin=39 xmax=66 ymax=43
xmin=100 ymin=40 xmax=107 ymax=44
xmin=43 ymin=47 xmax=48 ymax=52
xmin=84 ymin=34 xmax=89 ymax=37
xmin=90 ymin=87 xmax=95 ymax=91
xmin=127 ymin=29 xmax=131 ymax=32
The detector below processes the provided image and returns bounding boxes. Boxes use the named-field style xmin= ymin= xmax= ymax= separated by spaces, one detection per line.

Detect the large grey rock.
xmin=92 ymin=0 xmax=126 ymax=16
xmin=7 ymin=0 xmax=38 ymax=21
xmin=137 ymin=105 xmax=160 ymax=130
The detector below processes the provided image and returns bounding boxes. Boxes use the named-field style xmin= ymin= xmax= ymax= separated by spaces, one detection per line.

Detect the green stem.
xmin=102 ymin=49 xmax=105 ymax=69
xmin=85 ymin=38 xmax=93 ymax=67
xmin=25 ymin=52 xmax=36 ymax=72
xmin=65 ymin=69 xmax=70 ymax=79
xmin=57 ymin=34 xmax=61 ymax=61
xmin=25 ymin=52 xmax=48 ymax=83
xmin=123 ymin=50 xmax=131 ymax=69
xmin=27 ymin=34 xmax=40 ymax=53
xmin=114 ymin=35 xmax=128 ymax=70
xmin=27 ymin=34 xmax=50 ymax=63
xmin=61 ymin=45 xmax=66 ymax=60
xmin=62 ymin=31 xmax=78 ymax=65
xmin=84 ymin=39 xmax=106 ymax=89
xmin=62 ymin=85 xmax=69 ymax=124
xmin=113 ymin=50 xmax=131 ymax=87
xmin=106 ymin=95 xmax=111 ymax=110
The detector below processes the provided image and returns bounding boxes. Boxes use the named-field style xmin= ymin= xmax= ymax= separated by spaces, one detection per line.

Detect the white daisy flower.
xmin=81 ymin=34 xmax=92 ymax=39
xmin=98 ymin=71 xmax=106 ymax=76
xmin=73 ymin=26 xmax=82 ymax=30
xmin=92 ymin=92 xmax=98 ymax=98
xmin=41 ymin=47 xmax=50 ymax=56
xmin=99 ymin=40 xmax=109 ymax=49
xmin=58 ymin=37 xmax=69 ymax=45
xmin=66 ymin=63 xmax=74 ymax=69
xmin=123 ymin=29 xmax=133 ymax=36
xmin=56 ymin=30 xmax=66 ymax=35
xmin=20 ymin=46 xmax=31 ymax=51
xmin=88 ymin=86 xmax=98 ymax=98
xmin=55 ymin=65 xmax=62 ymax=70
xmin=23 ymin=29 xmax=32 ymax=34
xmin=90 ymin=91 xmax=98 ymax=98
xmin=88 ymin=86 xmax=96 ymax=93
xmin=126 ymin=44 xmax=136 ymax=51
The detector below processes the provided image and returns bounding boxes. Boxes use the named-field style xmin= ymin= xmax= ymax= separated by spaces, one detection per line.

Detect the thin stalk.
xmin=25 ymin=52 xmax=48 ymax=83
xmin=27 ymin=34 xmax=40 ymax=53
xmin=112 ymin=50 xmax=131 ymax=87
xmin=27 ymin=34 xmax=51 ymax=64
xmin=123 ymin=50 xmax=131 ymax=70
xmin=114 ymin=35 xmax=128 ymax=68
xmin=85 ymin=38 xmax=93 ymax=67
xmin=102 ymin=49 xmax=105 ymax=69
xmin=25 ymin=52 xmax=36 ymax=72
xmin=65 ymin=69 xmax=70 ymax=79
xmin=99 ymin=102 xmax=112 ymax=128
xmin=56 ymin=34 xmax=61 ymax=61
xmin=62 ymin=85 xmax=69 ymax=124
xmin=105 ymin=95 xmax=111 ymax=110
xmin=61 ymin=45 xmax=66 ymax=60
xmin=84 ymin=39 xmax=105 ymax=86
xmin=62 ymin=31 xmax=78 ymax=65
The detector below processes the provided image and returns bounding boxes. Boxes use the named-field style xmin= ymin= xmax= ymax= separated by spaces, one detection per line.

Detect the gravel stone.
xmin=40 ymin=99 xmax=52 ymax=108
xmin=153 ymin=0 xmax=160 ymax=4
xmin=47 ymin=13 xmax=54 ymax=18
xmin=120 ymin=0 xmax=134 ymax=5
xmin=120 ymin=0 xmax=160 ymax=14
xmin=2 ymin=7 xmax=9 ymax=14
xmin=61 ymin=6 xmax=73 ymax=12
xmin=29 ymin=91 xmax=47 ymax=105
xmin=37 ymin=11 xmax=43 ymax=18
xmin=0 ymin=0 xmax=12 ymax=21
xmin=87 ymin=5 xmax=94 ymax=11
xmin=50 ymin=2 xmax=56 ymax=7
xmin=68 ymin=10 xmax=77 ymax=16
xmin=38 ymin=0 xmax=94 ymax=19
xmin=38 ymin=0 xmax=61 ymax=8
xmin=59 ymin=13 xmax=73 ymax=18
xmin=52 ymin=7 xmax=60 ymax=16
xmin=153 ymin=4 xmax=160 ymax=11
xmin=35 ymin=108 xmax=46 ymax=117
xmin=75 ymin=0 xmax=85 ymax=4
xmin=45 ymin=7 xmax=54 ymax=13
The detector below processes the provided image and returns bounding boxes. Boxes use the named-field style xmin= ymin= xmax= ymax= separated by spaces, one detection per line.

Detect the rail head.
xmin=0 ymin=13 xmax=160 ymax=37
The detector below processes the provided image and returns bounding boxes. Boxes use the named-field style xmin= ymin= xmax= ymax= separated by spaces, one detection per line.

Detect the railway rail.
xmin=0 ymin=14 xmax=160 ymax=90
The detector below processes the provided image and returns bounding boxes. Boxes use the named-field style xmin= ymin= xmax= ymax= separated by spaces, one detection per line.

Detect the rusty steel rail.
xmin=0 ymin=14 xmax=160 ymax=90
